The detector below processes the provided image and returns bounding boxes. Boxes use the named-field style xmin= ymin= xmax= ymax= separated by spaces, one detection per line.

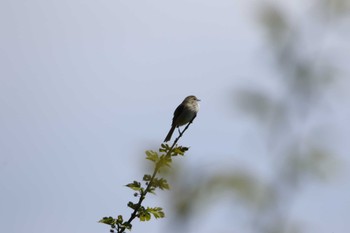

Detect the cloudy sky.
xmin=1 ymin=1 xmax=350 ymax=233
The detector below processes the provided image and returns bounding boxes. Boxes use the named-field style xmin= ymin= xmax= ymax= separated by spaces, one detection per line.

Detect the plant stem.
xmin=117 ymin=118 xmax=195 ymax=233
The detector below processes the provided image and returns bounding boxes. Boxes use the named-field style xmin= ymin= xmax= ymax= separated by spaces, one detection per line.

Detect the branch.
xmin=108 ymin=117 xmax=196 ymax=233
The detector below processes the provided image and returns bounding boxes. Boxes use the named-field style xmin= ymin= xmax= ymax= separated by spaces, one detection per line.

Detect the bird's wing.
xmin=172 ymin=104 xmax=184 ymax=126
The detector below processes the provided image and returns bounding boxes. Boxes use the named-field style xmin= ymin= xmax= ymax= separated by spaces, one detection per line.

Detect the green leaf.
xmin=127 ymin=201 xmax=138 ymax=210
xmin=139 ymin=210 xmax=151 ymax=221
xmin=143 ymin=174 xmax=152 ymax=181
xmin=157 ymin=155 xmax=172 ymax=168
xmin=116 ymin=215 xmax=123 ymax=224
xmin=147 ymin=186 xmax=156 ymax=194
xmin=146 ymin=207 xmax=165 ymax=219
xmin=99 ymin=216 xmax=116 ymax=225
xmin=159 ymin=143 xmax=170 ymax=152
xmin=171 ymin=146 xmax=189 ymax=156
xmin=151 ymin=177 xmax=170 ymax=190
xmin=145 ymin=150 xmax=159 ymax=162
xmin=126 ymin=181 xmax=141 ymax=191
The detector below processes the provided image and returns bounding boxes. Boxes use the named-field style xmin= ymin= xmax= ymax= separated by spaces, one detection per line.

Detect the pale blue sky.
xmin=1 ymin=1 xmax=350 ymax=233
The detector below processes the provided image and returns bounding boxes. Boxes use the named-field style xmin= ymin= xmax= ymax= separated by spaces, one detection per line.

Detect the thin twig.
xmin=172 ymin=116 xmax=196 ymax=147
xmin=117 ymin=117 xmax=196 ymax=233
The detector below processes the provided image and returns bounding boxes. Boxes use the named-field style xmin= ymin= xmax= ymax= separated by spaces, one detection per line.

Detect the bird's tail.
xmin=164 ymin=125 xmax=176 ymax=142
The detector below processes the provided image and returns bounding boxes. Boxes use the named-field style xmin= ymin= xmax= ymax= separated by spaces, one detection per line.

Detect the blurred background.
xmin=1 ymin=0 xmax=350 ymax=233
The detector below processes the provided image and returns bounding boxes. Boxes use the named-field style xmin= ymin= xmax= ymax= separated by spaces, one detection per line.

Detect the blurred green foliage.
xmin=164 ymin=1 xmax=346 ymax=233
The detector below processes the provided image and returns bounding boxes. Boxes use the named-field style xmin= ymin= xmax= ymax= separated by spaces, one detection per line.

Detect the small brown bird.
xmin=164 ymin=95 xmax=200 ymax=142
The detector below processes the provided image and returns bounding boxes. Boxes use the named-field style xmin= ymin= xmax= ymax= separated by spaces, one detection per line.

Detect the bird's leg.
xmin=177 ymin=126 xmax=181 ymax=134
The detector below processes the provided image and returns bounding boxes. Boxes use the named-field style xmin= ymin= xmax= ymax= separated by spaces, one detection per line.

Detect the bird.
xmin=164 ymin=95 xmax=200 ymax=142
